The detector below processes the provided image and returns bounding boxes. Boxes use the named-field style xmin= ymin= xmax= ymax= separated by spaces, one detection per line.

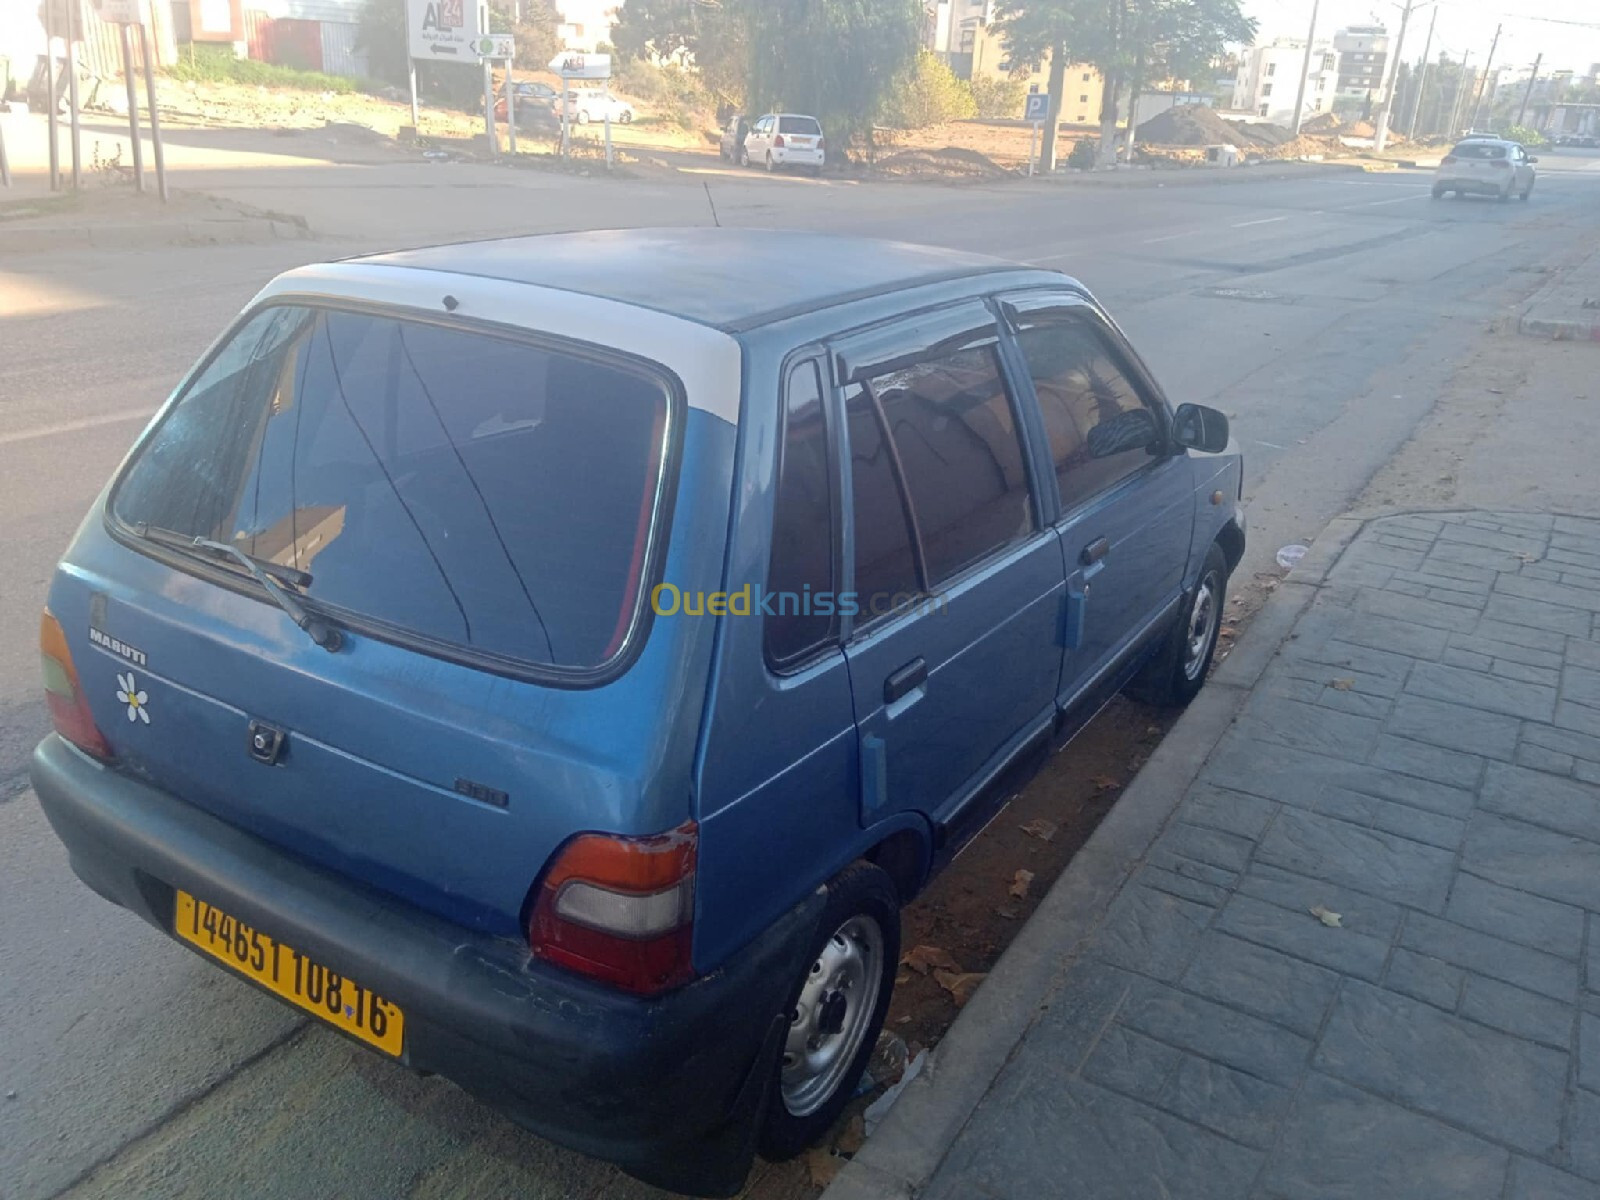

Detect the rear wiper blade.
xmin=136 ymin=525 xmax=313 ymax=590
xmin=134 ymin=525 xmax=342 ymax=652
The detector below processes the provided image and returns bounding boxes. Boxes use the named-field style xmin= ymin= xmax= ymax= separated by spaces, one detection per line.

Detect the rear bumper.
xmin=1435 ymin=172 xmax=1513 ymax=193
xmin=773 ymin=147 xmax=825 ymax=167
xmin=30 ymin=735 xmax=824 ymax=1197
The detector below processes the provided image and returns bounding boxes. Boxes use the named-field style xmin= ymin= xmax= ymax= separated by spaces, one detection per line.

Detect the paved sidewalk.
xmin=831 ymin=511 xmax=1600 ymax=1200
xmin=1520 ymin=244 xmax=1600 ymax=341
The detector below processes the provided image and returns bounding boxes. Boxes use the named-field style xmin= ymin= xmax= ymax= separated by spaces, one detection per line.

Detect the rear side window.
xmin=866 ymin=336 xmax=1032 ymax=584
xmin=1014 ymin=316 xmax=1161 ymax=512
xmin=1451 ymin=142 xmax=1506 ymax=159
xmin=779 ymin=116 xmax=822 ymax=135
xmin=765 ymin=360 xmax=836 ymax=665
xmin=112 ymin=305 xmax=673 ymax=677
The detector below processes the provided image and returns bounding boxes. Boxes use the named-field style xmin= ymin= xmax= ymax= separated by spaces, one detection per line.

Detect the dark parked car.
xmin=32 ymin=230 xmax=1243 ymax=1196
xmin=494 ymin=80 xmax=559 ymax=127
xmin=719 ymin=114 xmax=750 ymax=162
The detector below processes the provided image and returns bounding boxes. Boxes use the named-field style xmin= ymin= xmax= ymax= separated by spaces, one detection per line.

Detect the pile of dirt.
xmin=872 ymin=146 xmax=1011 ymax=180
xmin=1135 ymin=105 xmax=1296 ymax=150
xmin=1301 ymin=111 xmax=1341 ymax=134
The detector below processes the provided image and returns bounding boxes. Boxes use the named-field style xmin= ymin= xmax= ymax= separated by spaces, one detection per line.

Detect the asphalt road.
xmin=3 ymin=147 xmax=1599 ymax=1200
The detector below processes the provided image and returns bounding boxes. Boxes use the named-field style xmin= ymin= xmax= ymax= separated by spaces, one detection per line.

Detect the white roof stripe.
xmin=252 ymin=262 xmax=743 ymax=427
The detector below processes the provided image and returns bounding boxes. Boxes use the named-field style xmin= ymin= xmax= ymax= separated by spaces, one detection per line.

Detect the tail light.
xmin=818 ymin=135 xmax=825 ymax=149
xmin=1441 ymin=155 xmax=1457 ymax=164
xmin=774 ymin=134 xmax=786 ymax=148
xmin=40 ymin=608 xmax=112 ymax=759
xmin=528 ymin=820 xmax=697 ymax=995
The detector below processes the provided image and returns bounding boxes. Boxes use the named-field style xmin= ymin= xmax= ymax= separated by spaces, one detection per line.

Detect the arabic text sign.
xmin=407 ymin=0 xmax=483 ymax=62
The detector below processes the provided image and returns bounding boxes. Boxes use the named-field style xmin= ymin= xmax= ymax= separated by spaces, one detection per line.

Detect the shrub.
xmin=880 ymin=50 xmax=978 ymax=129
xmin=1066 ymin=137 xmax=1096 ymax=169
xmin=168 ymin=43 xmax=365 ymax=93
xmin=970 ymin=74 xmax=1026 ymax=119
xmin=1501 ymin=124 xmax=1546 ymax=148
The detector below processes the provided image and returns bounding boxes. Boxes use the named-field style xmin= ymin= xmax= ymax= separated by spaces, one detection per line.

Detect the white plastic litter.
xmin=863 ymin=1048 xmax=929 ymax=1136
xmin=1276 ymin=544 xmax=1309 ymax=570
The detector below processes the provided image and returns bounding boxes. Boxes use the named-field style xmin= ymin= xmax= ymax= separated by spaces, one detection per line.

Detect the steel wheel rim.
xmin=780 ymin=915 xmax=884 ymax=1117
xmin=1183 ymin=570 xmax=1220 ymax=681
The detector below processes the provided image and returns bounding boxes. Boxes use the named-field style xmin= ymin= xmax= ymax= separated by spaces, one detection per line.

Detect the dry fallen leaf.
xmin=807 ymin=1147 xmax=844 ymax=1187
xmin=835 ymin=1112 xmax=867 ymax=1156
xmin=1516 ymin=552 xmax=1541 ymax=564
xmin=1091 ymin=775 xmax=1122 ymax=792
xmin=933 ymin=968 xmax=988 ymax=1008
xmin=1310 ymin=904 xmax=1343 ymax=928
xmin=1329 ymin=678 xmax=1355 ymax=691
xmin=1009 ymin=868 xmax=1035 ymax=899
xmin=1219 ymin=625 xmax=1237 ymax=639
xmin=1020 ymin=817 xmax=1059 ymax=842
xmin=902 ymin=944 xmax=960 ymax=975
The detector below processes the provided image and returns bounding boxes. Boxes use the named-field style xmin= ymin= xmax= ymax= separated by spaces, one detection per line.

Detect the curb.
xmin=820 ymin=515 xmax=1368 ymax=1200
xmin=1034 ymin=161 xmax=1379 ymax=190
xmin=0 ymin=215 xmax=309 ymax=255
xmin=1518 ymin=313 xmax=1600 ymax=342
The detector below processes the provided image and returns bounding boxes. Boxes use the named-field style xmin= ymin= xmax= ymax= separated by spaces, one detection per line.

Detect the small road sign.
xmin=548 ymin=52 xmax=612 ymax=80
xmin=476 ymin=33 xmax=514 ymax=60
xmin=1024 ymin=92 xmax=1050 ymax=123
xmin=92 ymin=0 xmax=147 ymax=24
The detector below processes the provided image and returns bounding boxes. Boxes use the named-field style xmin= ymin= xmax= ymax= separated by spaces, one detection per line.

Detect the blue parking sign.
xmin=1024 ymin=92 xmax=1050 ymax=123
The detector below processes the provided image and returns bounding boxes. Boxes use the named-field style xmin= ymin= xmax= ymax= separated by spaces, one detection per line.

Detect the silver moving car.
xmin=1431 ymin=136 xmax=1537 ymax=202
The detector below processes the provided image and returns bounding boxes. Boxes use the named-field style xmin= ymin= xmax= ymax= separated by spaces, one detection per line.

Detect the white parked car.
xmin=564 ymin=90 xmax=634 ymax=125
xmin=1431 ymin=136 xmax=1537 ymax=201
xmin=741 ymin=113 xmax=825 ymax=175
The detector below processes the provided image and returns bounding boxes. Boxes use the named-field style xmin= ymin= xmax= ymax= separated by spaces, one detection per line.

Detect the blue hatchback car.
xmin=33 ymin=230 xmax=1243 ymax=1195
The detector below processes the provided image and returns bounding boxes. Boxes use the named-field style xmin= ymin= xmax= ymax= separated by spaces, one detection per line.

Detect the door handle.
xmin=883 ymin=657 xmax=928 ymax=705
xmin=1080 ymin=537 xmax=1110 ymax=566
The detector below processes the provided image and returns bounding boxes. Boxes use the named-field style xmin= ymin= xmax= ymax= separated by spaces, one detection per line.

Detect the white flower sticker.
xmin=116 ymin=672 xmax=150 ymax=724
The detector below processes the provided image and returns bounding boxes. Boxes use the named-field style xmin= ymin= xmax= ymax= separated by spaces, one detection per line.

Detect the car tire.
xmin=576 ymin=110 xmax=590 ymax=125
xmin=1127 ymin=543 xmax=1229 ymax=708
xmin=740 ymin=146 xmax=750 ymax=168
xmin=619 ymin=110 xmax=633 ymax=124
xmin=1430 ymin=184 xmax=1444 ymax=199
xmin=758 ymin=861 xmax=900 ymax=1163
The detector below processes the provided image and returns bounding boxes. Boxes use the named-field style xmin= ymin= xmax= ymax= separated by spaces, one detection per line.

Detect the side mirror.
xmin=1086 ymin=407 xmax=1161 ymax=459
xmin=1528 ymin=155 xmax=1540 ymax=163
xmin=1171 ymin=403 xmax=1230 ymax=454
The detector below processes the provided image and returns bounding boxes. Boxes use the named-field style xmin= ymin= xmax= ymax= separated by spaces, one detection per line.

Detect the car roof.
xmin=351 ymin=229 xmax=1023 ymax=333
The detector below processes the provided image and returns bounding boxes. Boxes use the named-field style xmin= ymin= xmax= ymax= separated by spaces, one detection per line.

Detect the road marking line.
xmin=1141 ymin=231 xmax=1194 ymax=244
xmin=1363 ymin=192 xmax=1429 ymax=206
xmin=0 ymin=408 xmax=155 ymax=449
xmin=1231 ymin=216 xmax=1289 ymax=228
xmin=1256 ymin=440 xmax=1286 ymax=449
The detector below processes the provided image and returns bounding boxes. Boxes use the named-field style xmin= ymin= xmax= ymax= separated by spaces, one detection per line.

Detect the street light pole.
xmin=1516 ymin=54 xmax=1542 ymax=129
xmin=1405 ymin=5 xmax=1436 ymax=141
xmin=1290 ymin=0 xmax=1320 ymax=137
xmin=1372 ymin=0 xmax=1415 ymax=152
xmin=1469 ymin=23 xmax=1501 ymax=131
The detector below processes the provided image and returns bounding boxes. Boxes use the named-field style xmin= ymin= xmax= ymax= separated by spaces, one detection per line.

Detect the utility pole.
xmin=1447 ymin=52 xmax=1472 ymax=137
xmin=1516 ymin=53 xmax=1541 ymax=128
xmin=1291 ymin=0 xmax=1320 ymax=136
xmin=1469 ymin=23 xmax=1501 ymax=131
xmin=1372 ymin=0 xmax=1415 ymax=152
xmin=1405 ymin=5 xmax=1436 ymax=140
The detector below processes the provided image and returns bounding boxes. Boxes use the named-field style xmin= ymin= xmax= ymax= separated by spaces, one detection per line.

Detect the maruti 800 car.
xmin=32 ymin=230 xmax=1243 ymax=1195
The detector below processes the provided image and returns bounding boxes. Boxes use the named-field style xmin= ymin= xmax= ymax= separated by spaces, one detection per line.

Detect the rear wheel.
xmin=758 ymin=861 xmax=899 ymax=1162
xmin=1430 ymin=184 xmax=1444 ymax=199
xmin=576 ymin=110 xmax=591 ymax=125
xmin=740 ymin=145 xmax=751 ymax=168
xmin=1520 ymin=180 xmax=1534 ymax=201
xmin=1127 ymin=543 xmax=1228 ymax=708
xmin=619 ymin=110 xmax=633 ymax=124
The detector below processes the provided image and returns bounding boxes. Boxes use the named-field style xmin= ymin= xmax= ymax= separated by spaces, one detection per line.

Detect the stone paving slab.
xmin=855 ymin=512 xmax=1600 ymax=1200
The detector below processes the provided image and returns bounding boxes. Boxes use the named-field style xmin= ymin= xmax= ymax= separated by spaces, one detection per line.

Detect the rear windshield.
xmin=779 ymin=116 xmax=822 ymax=135
xmin=1451 ymin=142 xmax=1506 ymax=159
xmin=111 ymin=305 xmax=673 ymax=677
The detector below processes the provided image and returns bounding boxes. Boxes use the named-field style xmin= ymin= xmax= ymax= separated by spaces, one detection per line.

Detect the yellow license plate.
xmin=175 ymin=890 xmax=404 ymax=1057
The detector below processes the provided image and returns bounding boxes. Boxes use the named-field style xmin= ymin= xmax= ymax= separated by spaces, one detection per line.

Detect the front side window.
xmin=864 ymin=335 xmax=1033 ymax=585
xmin=1013 ymin=314 xmax=1162 ymax=512
xmin=113 ymin=305 xmax=673 ymax=676
xmin=766 ymin=360 xmax=836 ymax=666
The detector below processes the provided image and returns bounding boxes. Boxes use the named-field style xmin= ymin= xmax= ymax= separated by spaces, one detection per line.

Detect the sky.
xmin=1243 ymin=0 xmax=1600 ymax=77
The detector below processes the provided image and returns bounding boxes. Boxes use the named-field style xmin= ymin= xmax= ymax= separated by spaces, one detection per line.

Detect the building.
xmin=554 ymin=0 xmax=615 ymax=53
xmin=929 ymin=0 xmax=992 ymax=57
xmin=0 ymin=0 xmax=179 ymax=100
xmin=1231 ymin=37 xmax=1337 ymax=123
xmin=1334 ymin=25 xmax=1389 ymax=103
xmin=966 ymin=20 xmax=1104 ymax=126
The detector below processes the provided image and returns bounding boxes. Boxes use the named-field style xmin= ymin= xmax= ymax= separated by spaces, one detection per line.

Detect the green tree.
xmin=970 ymin=73 xmax=1027 ymax=118
xmin=613 ymin=0 xmax=748 ymax=109
xmin=745 ymin=0 xmax=923 ymax=152
xmin=882 ymin=50 xmax=979 ymax=128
